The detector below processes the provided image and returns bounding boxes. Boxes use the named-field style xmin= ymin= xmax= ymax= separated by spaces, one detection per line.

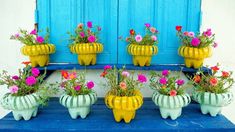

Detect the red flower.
xmin=61 ymin=70 xmax=69 ymax=79
xmin=22 ymin=61 xmax=31 ymax=66
xmin=222 ymin=71 xmax=230 ymax=78
xmin=210 ymin=77 xmax=218 ymax=86
xmin=130 ymin=29 xmax=135 ymax=35
xmin=193 ymin=75 xmax=201 ymax=83
xmin=169 ymin=90 xmax=177 ymax=96
xmin=176 ymin=26 xmax=182 ymax=31
xmin=211 ymin=66 xmax=219 ymax=72
xmin=100 ymin=71 xmax=108 ymax=77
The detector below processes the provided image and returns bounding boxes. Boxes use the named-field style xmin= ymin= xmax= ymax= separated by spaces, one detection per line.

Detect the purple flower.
xmin=12 ymin=75 xmax=19 ymax=80
xmin=176 ymin=79 xmax=185 ymax=86
xmin=25 ymin=76 xmax=37 ymax=86
xmin=159 ymin=77 xmax=167 ymax=85
xmin=9 ymin=85 xmax=19 ymax=94
xmin=30 ymin=29 xmax=37 ymax=35
xmin=15 ymin=33 xmax=20 ymax=38
xmin=36 ymin=36 xmax=44 ymax=44
xmin=104 ymin=65 xmax=112 ymax=70
xmin=31 ymin=68 xmax=40 ymax=77
xmin=191 ymin=38 xmax=200 ymax=47
xmin=74 ymin=85 xmax=81 ymax=91
xmin=80 ymin=32 xmax=85 ymax=38
xmin=162 ymin=70 xmax=169 ymax=76
xmin=87 ymin=21 xmax=92 ymax=28
xmin=121 ymin=71 xmax=130 ymax=77
xmin=86 ymin=81 xmax=94 ymax=89
xmin=138 ymin=74 xmax=147 ymax=83
xmin=88 ymin=35 xmax=96 ymax=43
xmin=60 ymin=82 xmax=66 ymax=89
xmin=213 ymin=42 xmax=218 ymax=48
xmin=145 ymin=23 xmax=151 ymax=28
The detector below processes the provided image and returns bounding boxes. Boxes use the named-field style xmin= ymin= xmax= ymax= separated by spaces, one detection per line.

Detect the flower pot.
xmin=59 ymin=92 xmax=97 ymax=119
xmin=0 ymin=93 xmax=40 ymax=121
xmin=21 ymin=44 xmax=56 ymax=67
xmin=70 ymin=43 xmax=103 ymax=66
xmin=127 ymin=44 xmax=158 ymax=67
xmin=193 ymin=91 xmax=233 ymax=116
xmin=105 ymin=90 xmax=143 ymax=123
xmin=152 ymin=91 xmax=191 ymax=120
xmin=178 ymin=46 xmax=212 ymax=69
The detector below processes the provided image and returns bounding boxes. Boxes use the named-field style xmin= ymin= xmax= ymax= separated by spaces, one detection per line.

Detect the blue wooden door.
xmin=36 ymin=0 xmax=201 ymax=64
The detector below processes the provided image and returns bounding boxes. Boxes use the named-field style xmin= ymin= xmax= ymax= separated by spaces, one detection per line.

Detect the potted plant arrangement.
xmin=11 ymin=29 xmax=56 ymax=67
xmin=69 ymin=21 xmax=103 ymax=65
xmin=150 ymin=70 xmax=191 ymax=120
xmin=176 ymin=26 xmax=217 ymax=68
xmin=101 ymin=65 xmax=147 ymax=123
xmin=59 ymin=70 xmax=97 ymax=119
xmin=122 ymin=23 xmax=158 ymax=67
xmin=0 ymin=65 xmax=57 ymax=121
xmin=191 ymin=65 xmax=234 ymax=116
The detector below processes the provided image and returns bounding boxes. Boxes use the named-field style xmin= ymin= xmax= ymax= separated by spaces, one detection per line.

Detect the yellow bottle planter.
xmin=105 ymin=90 xmax=143 ymax=123
xmin=127 ymin=44 xmax=158 ymax=67
xmin=178 ymin=46 xmax=212 ymax=69
xmin=70 ymin=43 xmax=103 ymax=66
xmin=21 ymin=44 xmax=55 ymax=67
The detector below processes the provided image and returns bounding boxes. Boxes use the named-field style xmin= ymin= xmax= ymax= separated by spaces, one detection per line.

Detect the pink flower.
xmin=159 ymin=77 xmax=167 ymax=85
xmin=162 ymin=70 xmax=169 ymax=76
xmin=104 ymin=65 xmax=112 ymax=70
xmin=119 ymin=82 xmax=127 ymax=90
xmin=150 ymin=27 xmax=157 ymax=33
xmin=213 ymin=42 xmax=218 ymax=48
xmin=97 ymin=26 xmax=101 ymax=31
xmin=86 ymin=81 xmax=94 ymax=89
xmin=169 ymin=90 xmax=177 ymax=96
xmin=36 ymin=36 xmax=44 ymax=44
xmin=135 ymin=35 xmax=142 ymax=42
xmin=151 ymin=35 xmax=157 ymax=41
xmin=9 ymin=85 xmax=19 ymax=94
xmin=31 ymin=68 xmax=40 ymax=77
xmin=138 ymin=74 xmax=147 ymax=83
xmin=15 ymin=33 xmax=20 ymax=38
xmin=12 ymin=75 xmax=19 ymax=80
xmin=176 ymin=79 xmax=185 ymax=86
xmin=87 ymin=21 xmax=92 ymax=28
xmin=74 ymin=85 xmax=81 ymax=91
xmin=145 ymin=23 xmax=151 ymax=28
xmin=30 ymin=29 xmax=37 ymax=35
xmin=88 ymin=35 xmax=96 ymax=43
xmin=121 ymin=71 xmax=130 ymax=77
xmin=183 ymin=32 xmax=189 ymax=36
xmin=188 ymin=32 xmax=195 ymax=37
xmin=203 ymin=28 xmax=212 ymax=37
xmin=191 ymin=38 xmax=200 ymax=47
xmin=25 ymin=76 xmax=37 ymax=86
xmin=79 ymin=32 xmax=85 ymax=38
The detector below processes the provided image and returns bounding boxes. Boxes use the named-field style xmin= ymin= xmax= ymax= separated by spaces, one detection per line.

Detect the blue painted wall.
xmin=37 ymin=0 xmax=201 ymax=64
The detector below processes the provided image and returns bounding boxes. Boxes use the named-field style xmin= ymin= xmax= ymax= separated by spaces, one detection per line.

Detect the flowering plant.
xmin=175 ymin=26 xmax=217 ymax=48
xmin=68 ymin=21 xmax=101 ymax=45
xmin=150 ymin=70 xmax=186 ymax=96
xmin=121 ymin=23 xmax=158 ymax=45
xmin=191 ymin=65 xmax=234 ymax=94
xmin=101 ymin=65 xmax=147 ymax=96
xmin=60 ymin=70 xmax=95 ymax=96
xmin=10 ymin=29 xmax=50 ymax=45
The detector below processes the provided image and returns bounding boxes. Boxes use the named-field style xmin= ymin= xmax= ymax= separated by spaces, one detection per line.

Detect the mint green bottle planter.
xmin=193 ymin=91 xmax=233 ymax=117
xmin=59 ymin=92 xmax=97 ymax=119
xmin=152 ymin=91 xmax=191 ymax=120
xmin=0 ymin=93 xmax=40 ymax=121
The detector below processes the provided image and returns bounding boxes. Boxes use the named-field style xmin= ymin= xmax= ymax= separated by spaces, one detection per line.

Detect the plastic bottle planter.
xmin=152 ymin=91 xmax=191 ymax=120
xmin=105 ymin=90 xmax=143 ymax=123
xmin=21 ymin=44 xmax=56 ymax=67
xmin=193 ymin=91 xmax=233 ymax=116
xmin=178 ymin=46 xmax=212 ymax=69
xmin=127 ymin=44 xmax=158 ymax=67
xmin=70 ymin=43 xmax=103 ymax=66
xmin=0 ymin=93 xmax=40 ymax=121
xmin=59 ymin=92 xmax=97 ymax=119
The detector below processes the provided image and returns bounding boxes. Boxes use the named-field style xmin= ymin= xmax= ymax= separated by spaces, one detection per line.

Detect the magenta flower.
xmin=12 ymin=75 xmax=19 ymax=80
xmin=87 ymin=21 xmax=92 ymax=28
xmin=86 ymin=81 xmax=94 ymax=89
xmin=9 ymin=85 xmax=19 ymax=94
xmin=138 ymin=74 xmax=147 ymax=83
xmin=104 ymin=65 xmax=112 ymax=70
xmin=36 ymin=36 xmax=44 ymax=44
xmin=145 ymin=23 xmax=151 ymax=28
xmin=213 ymin=42 xmax=218 ymax=48
xmin=121 ymin=71 xmax=130 ymax=77
xmin=151 ymin=35 xmax=157 ymax=41
xmin=191 ymin=38 xmax=200 ymax=47
xmin=159 ymin=77 xmax=167 ymax=85
xmin=176 ymin=79 xmax=185 ymax=86
xmin=162 ymin=70 xmax=169 ymax=76
xmin=97 ymin=26 xmax=101 ymax=31
xmin=88 ymin=35 xmax=96 ymax=43
xmin=30 ymin=29 xmax=37 ymax=35
xmin=74 ymin=85 xmax=81 ymax=91
xmin=31 ymin=68 xmax=40 ymax=77
xmin=80 ymin=32 xmax=85 ymax=38
xmin=203 ymin=29 xmax=212 ymax=37
xmin=188 ymin=32 xmax=195 ymax=37
xmin=135 ymin=35 xmax=142 ymax=42
xmin=25 ymin=76 xmax=37 ymax=86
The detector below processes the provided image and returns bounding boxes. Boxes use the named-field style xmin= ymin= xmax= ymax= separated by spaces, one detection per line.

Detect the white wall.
xmin=0 ymin=0 xmax=235 ymax=123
